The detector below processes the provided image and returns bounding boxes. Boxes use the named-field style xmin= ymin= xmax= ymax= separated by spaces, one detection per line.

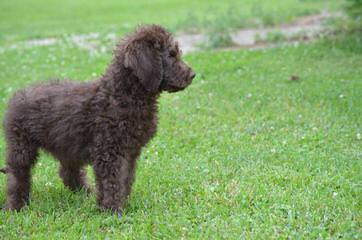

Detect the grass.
xmin=0 ymin=0 xmax=344 ymax=43
xmin=0 ymin=35 xmax=361 ymax=239
xmin=0 ymin=0 xmax=361 ymax=239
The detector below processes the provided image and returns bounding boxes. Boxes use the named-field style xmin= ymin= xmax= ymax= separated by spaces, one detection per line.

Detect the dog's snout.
xmin=189 ymin=71 xmax=196 ymax=80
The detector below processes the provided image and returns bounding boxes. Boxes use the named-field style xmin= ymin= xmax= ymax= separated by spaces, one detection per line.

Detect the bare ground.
xmin=177 ymin=12 xmax=340 ymax=52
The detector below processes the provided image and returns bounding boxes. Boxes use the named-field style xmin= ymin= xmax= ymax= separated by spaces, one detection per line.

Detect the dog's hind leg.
xmin=3 ymin=133 xmax=38 ymax=211
xmin=59 ymin=164 xmax=90 ymax=193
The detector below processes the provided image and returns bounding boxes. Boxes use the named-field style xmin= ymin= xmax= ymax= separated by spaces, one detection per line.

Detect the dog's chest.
xmin=127 ymin=110 xmax=157 ymax=143
xmin=108 ymin=102 xmax=158 ymax=146
xmin=134 ymin=117 xmax=157 ymax=142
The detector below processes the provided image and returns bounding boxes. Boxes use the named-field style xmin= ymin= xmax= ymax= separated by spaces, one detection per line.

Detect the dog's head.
xmin=122 ymin=25 xmax=195 ymax=93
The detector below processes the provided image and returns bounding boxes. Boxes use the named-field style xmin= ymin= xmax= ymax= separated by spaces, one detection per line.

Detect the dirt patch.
xmin=25 ymin=38 xmax=58 ymax=48
xmin=176 ymin=12 xmax=338 ymax=52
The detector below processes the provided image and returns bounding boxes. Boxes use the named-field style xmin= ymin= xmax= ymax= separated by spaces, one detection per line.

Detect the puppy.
xmin=1 ymin=25 xmax=195 ymax=213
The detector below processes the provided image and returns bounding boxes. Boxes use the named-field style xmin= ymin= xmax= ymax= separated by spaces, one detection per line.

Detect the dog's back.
xmin=4 ymin=80 xmax=98 ymax=164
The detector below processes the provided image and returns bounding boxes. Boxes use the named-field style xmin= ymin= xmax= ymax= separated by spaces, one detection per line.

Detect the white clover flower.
xmin=45 ymin=182 xmax=53 ymax=187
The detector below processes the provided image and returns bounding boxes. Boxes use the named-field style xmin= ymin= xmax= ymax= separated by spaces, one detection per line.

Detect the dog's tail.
xmin=0 ymin=167 xmax=7 ymax=174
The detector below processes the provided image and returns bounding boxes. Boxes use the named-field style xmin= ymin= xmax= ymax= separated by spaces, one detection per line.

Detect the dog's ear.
xmin=124 ymin=42 xmax=163 ymax=93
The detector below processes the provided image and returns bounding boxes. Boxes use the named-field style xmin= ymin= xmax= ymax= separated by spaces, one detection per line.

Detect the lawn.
xmin=0 ymin=0 xmax=344 ymax=42
xmin=0 ymin=0 xmax=361 ymax=239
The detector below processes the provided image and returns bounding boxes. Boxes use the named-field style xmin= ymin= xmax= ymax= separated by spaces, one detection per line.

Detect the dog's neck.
xmin=100 ymin=59 xmax=159 ymax=103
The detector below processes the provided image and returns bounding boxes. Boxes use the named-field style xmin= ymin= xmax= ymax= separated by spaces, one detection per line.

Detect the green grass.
xmin=0 ymin=35 xmax=361 ymax=238
xmin=0 ymin=0 xmax=344 ymax=43
xmin=0 ymin=0 xmax=361 ymax=239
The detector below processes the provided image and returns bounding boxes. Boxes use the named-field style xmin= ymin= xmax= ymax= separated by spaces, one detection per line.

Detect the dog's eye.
xmin=169 ymin=50 xmax=177 ymax=58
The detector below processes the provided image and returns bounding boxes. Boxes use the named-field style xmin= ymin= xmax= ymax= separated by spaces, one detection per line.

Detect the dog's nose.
xmin=189 ymin=71 xmax=196 ymax=80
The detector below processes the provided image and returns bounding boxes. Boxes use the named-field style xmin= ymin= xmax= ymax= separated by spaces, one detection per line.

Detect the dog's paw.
xmin=110 ymin=209 xmax=123 ymax=219
xmin=2 ymin=204 xmax=17 ymax=212
xmin=81 ymin=185 xmax=93 ymax=195
xmin=116 ymin=211 xmax=123 ymax=219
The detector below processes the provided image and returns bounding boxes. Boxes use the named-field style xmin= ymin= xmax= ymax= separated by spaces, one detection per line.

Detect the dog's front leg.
xmin=91 ymin=132 xmax=134 ymax=214
xmin=93 ymin=158 xmax=129 ymax=213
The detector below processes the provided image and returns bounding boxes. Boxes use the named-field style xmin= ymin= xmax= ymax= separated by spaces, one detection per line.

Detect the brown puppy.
xmin=1 ymin=25 xmax=195 ymax=213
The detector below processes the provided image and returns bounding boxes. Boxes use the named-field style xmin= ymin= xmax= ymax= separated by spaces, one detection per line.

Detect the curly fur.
xmin=1 ymin=25 xmax=195 ymax=212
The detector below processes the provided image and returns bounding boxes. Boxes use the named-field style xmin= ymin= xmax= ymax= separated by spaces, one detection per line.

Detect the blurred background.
xmin=1 ymin=0 xmax=360 ymax=58
xmin=0 ymin=0 xmax=343 ymax=38
xmin=0 ymin=0 xmax=359 ymax=45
